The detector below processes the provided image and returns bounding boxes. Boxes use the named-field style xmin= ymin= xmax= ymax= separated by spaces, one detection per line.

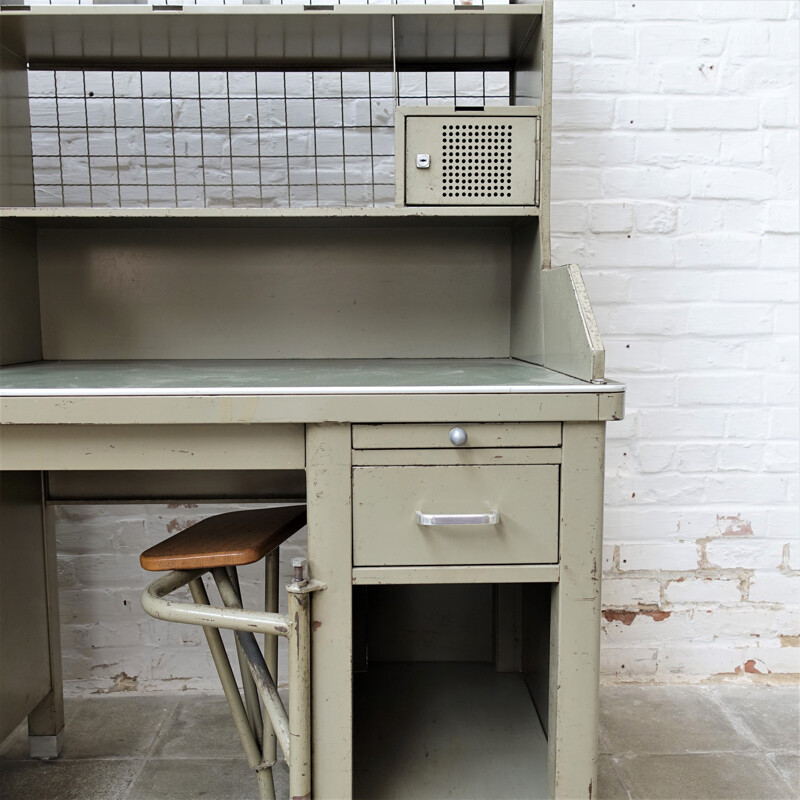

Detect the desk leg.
xmin=0 ymin=472 xmax=64 ymax=757
xmin=27 ymin=497 xmax=65 ymax=758
xmin=548 ymin=423 xmax=604 ymax=800
xmin=306 ymin=424 xmax=353 ymax=800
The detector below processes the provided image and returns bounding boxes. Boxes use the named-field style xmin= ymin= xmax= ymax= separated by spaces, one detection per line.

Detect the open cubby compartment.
xmin=352 ymin=582 xmax=553 ymax=800
xmin=0 ymin=4 xmax=550 ymax=210
xmin=0 ymin=213 xmax=602 ymax=387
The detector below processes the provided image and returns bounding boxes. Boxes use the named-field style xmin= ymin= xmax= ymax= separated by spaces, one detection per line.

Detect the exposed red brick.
xmin=718 ymin=514 xmax=753 ymax=537
xmin=602 ymin=609 xmax=671 ymax=626
xmin=740 ymin=659 xmax=769 ymax=675
xmin=603 ymin=610 xmax=637 ymax=626
xmin=166 ymin=518 xmax=193 ymax=534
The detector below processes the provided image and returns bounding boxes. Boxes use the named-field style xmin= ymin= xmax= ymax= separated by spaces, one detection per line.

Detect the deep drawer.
xmin=352 ymin=423 xmax=561 ymax=450
xmin=352 ymin=464 xmax=559 ymax=567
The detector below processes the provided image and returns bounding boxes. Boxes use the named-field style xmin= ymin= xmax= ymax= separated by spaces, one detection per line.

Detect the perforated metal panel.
xmin=400 ymin=109 xmax=540 ymax=207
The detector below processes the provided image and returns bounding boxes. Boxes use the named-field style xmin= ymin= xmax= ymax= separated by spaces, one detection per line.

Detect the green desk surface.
xmin=0 ymin=359 xmax=623 ymax=397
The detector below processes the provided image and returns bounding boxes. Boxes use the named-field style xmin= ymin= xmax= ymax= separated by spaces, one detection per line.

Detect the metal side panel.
xmin=0 ymin=472 xmax=51 ymax=743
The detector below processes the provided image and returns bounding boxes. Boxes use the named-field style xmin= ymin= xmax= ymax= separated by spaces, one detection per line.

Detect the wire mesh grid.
xmin=29 ymin=69 xmax=510 ymax=208
xmin=15 ymin=0 xmax=512 ymax=207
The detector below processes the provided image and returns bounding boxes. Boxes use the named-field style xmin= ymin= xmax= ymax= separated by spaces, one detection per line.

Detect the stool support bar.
xmin=141 ymin=565 xmax=324 ymax=800
xmin=142 ymin=569 xmax=290 ymax=637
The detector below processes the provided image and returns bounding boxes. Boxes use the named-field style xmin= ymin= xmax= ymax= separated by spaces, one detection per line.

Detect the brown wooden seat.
xmin=140 ymin=506 xmax=307 ymax=572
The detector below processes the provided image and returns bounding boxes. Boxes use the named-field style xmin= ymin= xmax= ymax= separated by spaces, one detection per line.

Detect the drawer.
xmin=352 ymin=423 xmax=561 ymax=450
xmin=352 ymin=465 xmax=558 ymax=567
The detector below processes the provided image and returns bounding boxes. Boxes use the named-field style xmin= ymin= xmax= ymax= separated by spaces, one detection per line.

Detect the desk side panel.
xmin=0 ymin=45 xmax=34 ymax=208
xmin=0 ymin=224 xmax=42 ymax=367
xmin=0 ymin=472 xmax=51 ymax=742
xmin=548 ymin=422 xmax=605 ymax=800
xmin=305 ymin=424 xmax=353 ymax=799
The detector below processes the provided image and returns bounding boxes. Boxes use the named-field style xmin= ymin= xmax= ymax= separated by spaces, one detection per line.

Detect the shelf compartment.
xmin=1 ymin=5 xmax=542 ymax=71
xmin=354 ymin=662 xmax=548 ymax=800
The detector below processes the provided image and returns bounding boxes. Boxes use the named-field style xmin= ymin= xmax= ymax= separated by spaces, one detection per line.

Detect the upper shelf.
xmin=0 ymin=206 xmax=539 ymax=228
xmin=0 ymin=5 xmax=542 ymax=71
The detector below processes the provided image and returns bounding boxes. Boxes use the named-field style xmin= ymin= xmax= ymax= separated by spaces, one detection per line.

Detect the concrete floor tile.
xmin=769 ymin=752 xmax=800 ymax=791
xmin=0 ymin=759 xmax=141 ymax=800
xmin=601 ymin=686 xmax=756 ymax=755
xmin=150 ymin=695 xmax=245 ymax=759
xmin=61 ymin=696 xmax=177 ymax=759
xmin=713 ymin=686 xmax=800 ymax=752
xmin=617 ymin=752 xmax=795 ymax=800
xmin=598 ymin=755 xmax=629 ymax=800
xmin=126 ymin=757 xmax=289 ymax=800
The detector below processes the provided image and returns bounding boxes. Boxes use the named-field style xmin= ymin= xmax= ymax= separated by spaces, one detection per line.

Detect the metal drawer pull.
xmin=415 ymin=511 xmax=499 ymax=526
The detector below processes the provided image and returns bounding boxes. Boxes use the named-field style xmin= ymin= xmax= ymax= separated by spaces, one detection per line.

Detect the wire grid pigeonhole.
xmin=22 ymin=0 xmax=512 ymax=208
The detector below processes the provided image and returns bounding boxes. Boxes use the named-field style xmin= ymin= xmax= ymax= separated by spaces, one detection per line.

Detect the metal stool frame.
xmin=142 ymin=553 xmax=324 ymax=800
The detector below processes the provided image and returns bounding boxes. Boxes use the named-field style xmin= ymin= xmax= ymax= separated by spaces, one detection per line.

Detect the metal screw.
xmin=292 ymin=557 xmax=307 ymax=582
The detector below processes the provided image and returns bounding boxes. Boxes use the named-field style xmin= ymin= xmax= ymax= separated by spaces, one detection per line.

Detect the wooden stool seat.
xmin=140 ymin=506 xmax=306 ymax=572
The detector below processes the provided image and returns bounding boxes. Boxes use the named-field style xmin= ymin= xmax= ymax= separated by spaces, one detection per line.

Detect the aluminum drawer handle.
xmin=415 ymin=511 xmax=499 ymax=526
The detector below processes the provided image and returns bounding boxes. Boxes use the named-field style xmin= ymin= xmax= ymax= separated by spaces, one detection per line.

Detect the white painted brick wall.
xmin=49 ymin=0 xmax=799 ymax=693
xmin=552 ymin=0 xmax=799 ymax=684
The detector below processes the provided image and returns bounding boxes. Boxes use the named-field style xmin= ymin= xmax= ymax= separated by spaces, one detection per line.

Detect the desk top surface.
xmin=0 ymin=359 xmax=623 ymax=397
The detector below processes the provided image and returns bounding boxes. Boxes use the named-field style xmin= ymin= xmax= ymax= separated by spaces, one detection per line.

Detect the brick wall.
xmin=49 ymin=0 xmax=799 ymax=693
xmin=551 ymin=0 xmax=799 ymax=683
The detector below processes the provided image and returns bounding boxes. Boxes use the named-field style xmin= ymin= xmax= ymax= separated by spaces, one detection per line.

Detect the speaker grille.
xmin=440 ymin=122 xmax=512 ymax=200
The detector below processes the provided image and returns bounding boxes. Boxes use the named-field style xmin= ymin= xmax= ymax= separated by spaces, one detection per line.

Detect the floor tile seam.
xmin=0 ymin=755 xmax=147 ymax=763
xmin=760 ymin=749 xmax=800 ymax=796
xmin=609 ymin=749 xmax=778 ymax=758
xmin=119 ymin=697 xmax=181 ymax=800
xmin=602 ymin=752 xmax=634 ymax=800
xmin=705 ymin=685 xmax=779 ymax=752
xmin=140 ymin=756 xmax=260 ymax=762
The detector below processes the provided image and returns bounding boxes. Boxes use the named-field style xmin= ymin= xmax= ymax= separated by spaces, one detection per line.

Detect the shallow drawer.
xmin=352 ymin=423 xmax=561 ymax=450
xmin=352 ymin=464 xmax=558 ymax=567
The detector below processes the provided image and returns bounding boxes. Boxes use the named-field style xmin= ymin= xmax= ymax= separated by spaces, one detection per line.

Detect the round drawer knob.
xmin=449 ymin=427 xmax=468 ymax=447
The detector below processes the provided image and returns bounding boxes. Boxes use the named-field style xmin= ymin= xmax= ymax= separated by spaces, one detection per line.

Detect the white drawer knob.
xmin=449 ymin=427 xmax=468 ymax=446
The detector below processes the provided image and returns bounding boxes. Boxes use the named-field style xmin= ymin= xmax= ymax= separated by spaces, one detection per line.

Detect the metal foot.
xmin=29 ymin=730 xmax=64 ymax=759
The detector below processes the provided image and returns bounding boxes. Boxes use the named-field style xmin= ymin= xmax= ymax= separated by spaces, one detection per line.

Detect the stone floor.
xmin=0 ymin=685 xmax=797 ymax=799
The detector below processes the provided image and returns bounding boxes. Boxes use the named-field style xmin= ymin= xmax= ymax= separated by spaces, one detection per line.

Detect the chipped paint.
xmin=735 ymin=659 xmax=770 ymax=676
xmin=717 ymin=514 xmax=753 ymax=537
xmin=602 ymin=608 xmax=671 ymax=626
xmin=94 ymin=671 xmax=139 ymax=693
xmin=779 ymin=635 xmax=800 ymax=648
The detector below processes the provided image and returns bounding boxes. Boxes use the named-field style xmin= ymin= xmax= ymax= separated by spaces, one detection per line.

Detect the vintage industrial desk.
xmin=0 ymin=3 xmax=624 ymax=798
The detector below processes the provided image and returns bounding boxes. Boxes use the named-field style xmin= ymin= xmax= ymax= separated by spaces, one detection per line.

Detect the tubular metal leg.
xmin=287 ymin=583 xmax=312 ymax=799
xmin=264 ymin=549 xmax=280 ymax=767
xmin=224 ymin=567 xmax=265 ymax=748
xmin=188 ymin=578 xmax=264 ymax=772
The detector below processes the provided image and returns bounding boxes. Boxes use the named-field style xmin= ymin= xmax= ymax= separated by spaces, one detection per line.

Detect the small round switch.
xmin=449 ymin=427 xmax=468 ymax=447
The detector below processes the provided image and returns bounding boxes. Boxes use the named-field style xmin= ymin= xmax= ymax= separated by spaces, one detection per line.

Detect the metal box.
xmin=396 ymin=107 xmax=541 ymax=207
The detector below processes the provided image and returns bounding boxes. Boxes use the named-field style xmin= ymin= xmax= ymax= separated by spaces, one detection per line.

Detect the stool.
xmin=139 ymin=506 xmax=322 ymax=800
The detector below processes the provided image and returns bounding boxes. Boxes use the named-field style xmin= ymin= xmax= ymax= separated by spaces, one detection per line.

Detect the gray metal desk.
xmin=0 ymin=359 xmax=623 ymax=799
